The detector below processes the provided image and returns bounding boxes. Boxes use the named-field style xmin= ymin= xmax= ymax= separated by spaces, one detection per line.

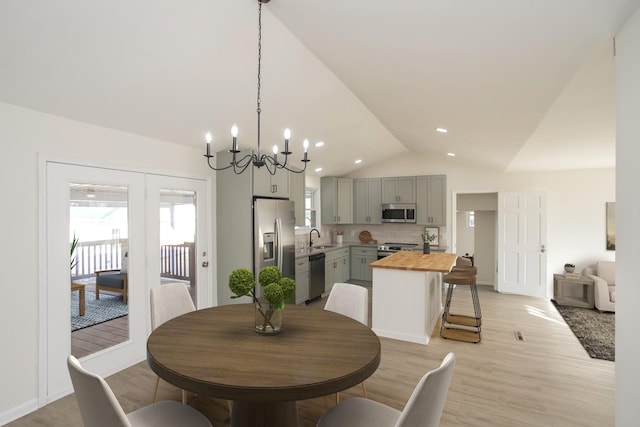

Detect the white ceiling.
xmin=1 ymin=0 xmax=637 ymax=176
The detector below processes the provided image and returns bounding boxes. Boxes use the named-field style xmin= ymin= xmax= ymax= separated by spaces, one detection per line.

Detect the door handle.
xmin=540 ymin=245 xmax=546 ymax=253
xmin=202 ymin=261 xmax=209 ymax=267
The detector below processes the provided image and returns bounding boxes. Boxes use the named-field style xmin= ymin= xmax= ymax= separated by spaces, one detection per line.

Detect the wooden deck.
xmin=72 ymin=315 xmax=129 ymax=358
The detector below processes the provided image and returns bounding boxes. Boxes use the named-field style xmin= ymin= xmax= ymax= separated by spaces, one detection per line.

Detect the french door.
xmin=42 ymin=162 xmax=211 ymax=404
xmin=44 ymin=162 xmax=146 ymax=402
xmin=145 ymin=174 xmax=211 ymax=308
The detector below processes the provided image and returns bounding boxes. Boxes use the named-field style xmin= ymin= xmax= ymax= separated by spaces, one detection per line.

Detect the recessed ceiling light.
xmin=447 ymin=152 xmax=456 ymax=157
xmin=436 ymin=128 xmax=448 ymax=133
xmin=315 ymin=141 xmax=325 ymax=147
xmin=355 ymin=159 xmax=362 ymax=164
xmin=314 ymin=167 xmax=323 ymax=172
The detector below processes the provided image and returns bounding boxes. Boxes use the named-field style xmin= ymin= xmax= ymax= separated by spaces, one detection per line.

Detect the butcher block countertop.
xmin=370 ymin=252 xmax=458 ymax=272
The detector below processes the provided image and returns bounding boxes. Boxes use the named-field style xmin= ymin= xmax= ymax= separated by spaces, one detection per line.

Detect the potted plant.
xmin=70 ymin=233 xmax=80 ymax=277
xmin=564 ymin=263 xmax=575 ymax=273
xmin=229 ymin=266 xmax=296 ymax=335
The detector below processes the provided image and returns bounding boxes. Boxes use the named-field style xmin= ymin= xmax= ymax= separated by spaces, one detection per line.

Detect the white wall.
xmin=614 ymin=6 xmax=640 ymax=425
xmin=456 ymin=211 xmax=475 ymax=255
xmin=0 ymin=102 xmax=215 ymax=422
xmin=474 ymin=210 xmax=496 ymax=285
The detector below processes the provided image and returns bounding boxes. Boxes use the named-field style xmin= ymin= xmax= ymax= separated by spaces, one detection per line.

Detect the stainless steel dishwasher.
xmin=308 ymin=252 xmax=325 ymax=302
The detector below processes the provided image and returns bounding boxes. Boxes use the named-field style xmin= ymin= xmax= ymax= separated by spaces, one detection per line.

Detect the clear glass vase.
xmin=255 ymin=301 xmax=282 ymax=335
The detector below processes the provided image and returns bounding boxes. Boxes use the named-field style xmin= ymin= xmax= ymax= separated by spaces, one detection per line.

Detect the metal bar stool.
xmin=440 ymin=264 xmax=482 ymax=343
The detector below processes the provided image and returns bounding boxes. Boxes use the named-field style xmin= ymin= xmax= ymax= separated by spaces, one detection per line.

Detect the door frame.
xmin=38 ymin=155 xmax=213 ymax=406
xmin=450 ymin=189 xmax=500 ymax=288
xmin=452 ymin=189 xmax=548 ymax=296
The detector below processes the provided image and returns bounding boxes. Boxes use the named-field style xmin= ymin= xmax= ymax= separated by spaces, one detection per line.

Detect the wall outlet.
xmin=350 ymin=230 xmax=355 ymax=237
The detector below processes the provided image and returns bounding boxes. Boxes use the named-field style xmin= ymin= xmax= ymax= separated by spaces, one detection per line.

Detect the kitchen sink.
xmin=312 ymin=244 xmax=336 ymax=249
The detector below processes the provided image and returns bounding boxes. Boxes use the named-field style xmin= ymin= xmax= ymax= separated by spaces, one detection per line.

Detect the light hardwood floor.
xmin=11 ymin=285 xmax=614 ymax=427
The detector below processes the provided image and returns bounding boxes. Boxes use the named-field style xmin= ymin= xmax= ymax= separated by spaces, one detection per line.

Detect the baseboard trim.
xmin=0 ymin=398 xmax=38 ymax=426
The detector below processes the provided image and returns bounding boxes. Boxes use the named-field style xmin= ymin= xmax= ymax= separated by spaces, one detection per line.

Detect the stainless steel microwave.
xmin=381 ymin=203 xmax=416 ymax=223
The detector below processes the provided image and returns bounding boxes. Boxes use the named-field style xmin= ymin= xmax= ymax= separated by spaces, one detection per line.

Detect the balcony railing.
xmin=160 ymin=242 xmax=195 ymax=285
xmin=71 ymin=239 xmax=194 ymax=285
xmin=71 ymin=239 xmax=126 ymax=279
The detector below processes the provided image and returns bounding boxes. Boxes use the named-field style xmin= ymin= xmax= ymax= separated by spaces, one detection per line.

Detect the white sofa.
xmin=586 ymin=261 xmax=616 ymax=312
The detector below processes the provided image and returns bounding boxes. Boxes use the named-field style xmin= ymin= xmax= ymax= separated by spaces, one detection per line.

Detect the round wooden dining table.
xmin=147 ymin=303 xmax=381 ymax=427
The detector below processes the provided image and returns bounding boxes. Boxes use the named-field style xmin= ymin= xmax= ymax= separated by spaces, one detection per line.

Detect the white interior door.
xmin=145 ymin=174 xmax=212 ymax=309
xmin=497 ymin=191 xmax=547 ymax=296
xmin=44 ymin=162 xmax=146 ymax=403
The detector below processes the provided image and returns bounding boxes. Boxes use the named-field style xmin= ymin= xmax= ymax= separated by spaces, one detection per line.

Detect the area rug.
xmin=552 ymin=300 xmax=615 ymax=361
xmin=71 ymin=290 xmax=128 ymax=332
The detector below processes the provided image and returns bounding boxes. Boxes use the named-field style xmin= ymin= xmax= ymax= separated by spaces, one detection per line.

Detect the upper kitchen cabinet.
xmin=353 ymin=178 xmax=382 ymax=224
xmin=253 ymin=164 xmax=290 ymax=197
xmin=382 ymin=176 xmax=416 ymax=204
xmin=289 ymin=169 xmax=305 ymax=227
xmin=416 ymin=175 xmax=447 ymax=226
xmin=321 ymin=177 xmax=353 ymax=224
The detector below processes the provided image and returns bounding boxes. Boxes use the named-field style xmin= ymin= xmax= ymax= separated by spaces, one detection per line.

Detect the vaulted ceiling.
xmin=1 ymin=0 xmax=637 ymax=176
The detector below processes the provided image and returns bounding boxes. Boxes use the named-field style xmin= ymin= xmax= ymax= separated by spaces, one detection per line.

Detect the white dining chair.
xmin=324 ymin=282 xmax=369 ymax=403
xmin=324 ymin=282 xmax=369 ymax=326
xmin=67 ymin=355 xmax=212 ymax=427
xmin=316 ymin=352 xmax=456 ymax=427
xmin=150 ymin=282 xmax=196 ymax=403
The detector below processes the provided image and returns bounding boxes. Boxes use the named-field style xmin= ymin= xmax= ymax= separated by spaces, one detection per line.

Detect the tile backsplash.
xmin=331 ymin=224 xmax=447 ymax=247
xmin=295 ymin=223 xmax=448 ymax=250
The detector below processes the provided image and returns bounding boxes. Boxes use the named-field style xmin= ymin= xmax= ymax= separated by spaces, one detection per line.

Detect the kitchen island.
xmin=370 ymin=252 xmax=457 ymax=344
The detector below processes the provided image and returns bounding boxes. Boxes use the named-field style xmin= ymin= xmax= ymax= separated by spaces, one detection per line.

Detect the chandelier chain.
xmin=257 ymin=1 xmax=262 ymax=115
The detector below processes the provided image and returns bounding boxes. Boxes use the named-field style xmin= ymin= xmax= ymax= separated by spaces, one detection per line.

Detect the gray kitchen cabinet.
xmin=338 ymin=248 xmax=350 ymax=283
xmin=295 ymin=256 xmax=309 ymax=304
xmin=353 ymin=178 xmax=382 ymax=224
xmin=216 ymin=148 xmax=290 ymax=198
xmin=382 ymin=176 xmax=416 ymax=204
xmin=321 ymin=177 xmax=353 ymax=224
xmin=350 ymin=246 xmax=377 ymax=281
xmin=324 ymin=247 xmax=350 ymax=293
xmin=253 ymin=163 xmax=290 ymax=197
xmin=416 ymin=175 xmax=446 ymax=226
xmin=289 ymin=169 xmax=305 ymax=226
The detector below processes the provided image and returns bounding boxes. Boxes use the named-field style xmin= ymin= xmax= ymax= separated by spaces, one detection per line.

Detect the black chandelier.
xmin=203 ymin=0 xmax=309 ymax=175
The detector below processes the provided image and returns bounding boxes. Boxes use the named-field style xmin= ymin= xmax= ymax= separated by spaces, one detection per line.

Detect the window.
xmin=305 ymin=189 xmax=317 ymax=228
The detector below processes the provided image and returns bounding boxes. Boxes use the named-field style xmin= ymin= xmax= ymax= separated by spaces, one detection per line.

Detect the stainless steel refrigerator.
xmin=253 ymin=198 xmax=295 ymax=296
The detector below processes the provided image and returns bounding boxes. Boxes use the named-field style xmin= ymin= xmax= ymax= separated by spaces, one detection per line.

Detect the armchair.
xmin=95 ymin=252 xmax=128 ymax=304
xmin=586 ymin=261 xmax=615 ymax=312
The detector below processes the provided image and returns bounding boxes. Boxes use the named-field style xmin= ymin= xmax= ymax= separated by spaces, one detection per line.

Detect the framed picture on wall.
xmin=606 ymin=202 xmax=615 ymax=251
xmin=424 ymin=227 xmax=439 ymax=246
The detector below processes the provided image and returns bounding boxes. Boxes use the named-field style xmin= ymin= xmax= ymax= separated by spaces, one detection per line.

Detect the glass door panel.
xmin=69 ymin=183 xmax=130 ymax=358
xmin=159 ymin=189 xmax=197 ymax=306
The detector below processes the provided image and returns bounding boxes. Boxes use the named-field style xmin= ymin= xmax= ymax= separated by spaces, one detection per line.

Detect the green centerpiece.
xmin=229 ymin=266 xmax=296 ymax=335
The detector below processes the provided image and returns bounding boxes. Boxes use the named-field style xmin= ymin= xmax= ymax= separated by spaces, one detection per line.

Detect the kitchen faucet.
xmin=309 ymin=228 xmax=321 ymax=247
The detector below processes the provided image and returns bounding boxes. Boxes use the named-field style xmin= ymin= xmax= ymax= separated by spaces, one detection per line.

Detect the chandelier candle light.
xmin=203 ymin=0 xmax=310 ymax=175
